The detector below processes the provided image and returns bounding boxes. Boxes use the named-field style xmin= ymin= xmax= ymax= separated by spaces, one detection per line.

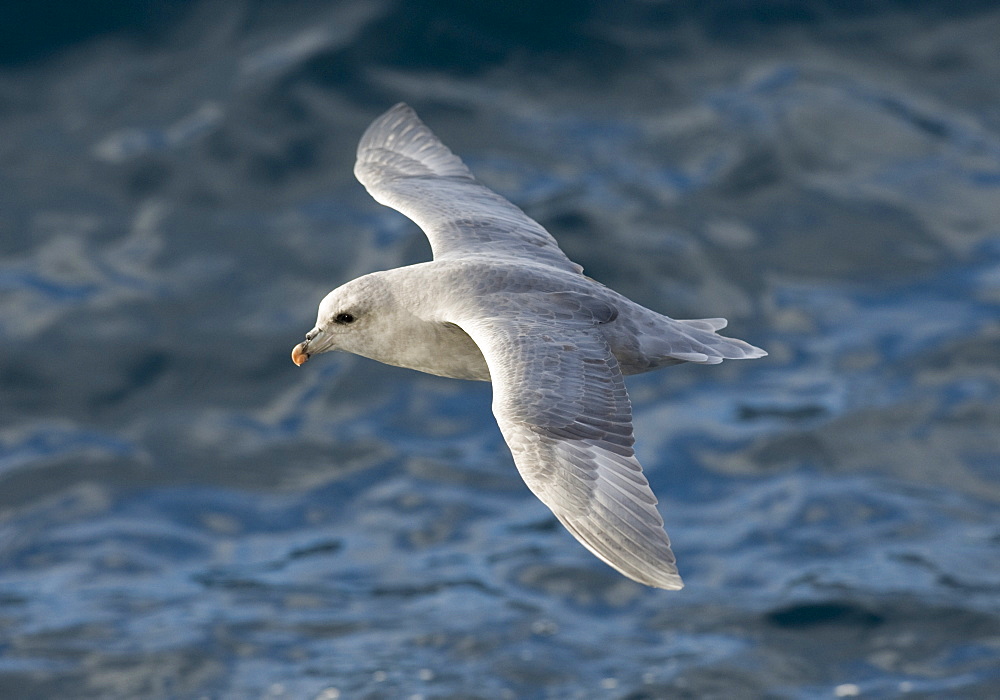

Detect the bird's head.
xmin=291 ymin=273 xmax=389 ymax=366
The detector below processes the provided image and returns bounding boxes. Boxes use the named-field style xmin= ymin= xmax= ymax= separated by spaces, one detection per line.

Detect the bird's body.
xmin=293 ymin=104 xmax=766 ymax=589
xmin=320 ymin=259 xmax=756 ymax=382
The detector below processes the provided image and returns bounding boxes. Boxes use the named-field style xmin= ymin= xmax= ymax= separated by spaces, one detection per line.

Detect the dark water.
xmin=2 ymin=1 xmax=999 ymax=698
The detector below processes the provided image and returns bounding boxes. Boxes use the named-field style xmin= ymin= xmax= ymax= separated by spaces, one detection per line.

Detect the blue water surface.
xmin=1 ymin=1 xmax=998 ymax=698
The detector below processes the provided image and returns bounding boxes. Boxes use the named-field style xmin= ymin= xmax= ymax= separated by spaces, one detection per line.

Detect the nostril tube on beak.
xmin=291 ymin=342 xmax=310 ymax=366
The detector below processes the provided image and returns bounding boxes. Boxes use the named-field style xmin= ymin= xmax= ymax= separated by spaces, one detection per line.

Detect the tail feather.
xmin=617 ymin=308 xmax=766 ymax=373
xmin=661 ymin=318 xmax=767 ymax=365
xmin=678 ymin=317 xmax=728 ymax=332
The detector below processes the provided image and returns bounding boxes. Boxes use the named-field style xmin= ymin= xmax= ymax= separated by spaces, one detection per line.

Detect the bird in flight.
xmin=292 ymin=103 xmax=766 ymax=589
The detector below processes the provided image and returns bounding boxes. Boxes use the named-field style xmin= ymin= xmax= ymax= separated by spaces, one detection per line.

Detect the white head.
xmin=291 ymin=272 xmax=396 ymax=366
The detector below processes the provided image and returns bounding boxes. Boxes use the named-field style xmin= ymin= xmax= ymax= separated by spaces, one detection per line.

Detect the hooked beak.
xmin=291 ymin=341 xmax=310 ymax=366
xmin=291 ymin=328 xmax=326 ymax=366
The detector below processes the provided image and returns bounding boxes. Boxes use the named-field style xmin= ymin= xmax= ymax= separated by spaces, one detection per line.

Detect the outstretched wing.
xmin=457 ymin=310 xmax=683 ymax=589
xmin=355 ymin=103 xmax=583 ymax=274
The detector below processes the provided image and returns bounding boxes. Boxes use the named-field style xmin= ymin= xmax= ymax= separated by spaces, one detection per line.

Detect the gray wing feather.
xmin=355 ymin=103 xmax=583 ymax=274
xmin=459 ymin=311 xmax=683 ymax=589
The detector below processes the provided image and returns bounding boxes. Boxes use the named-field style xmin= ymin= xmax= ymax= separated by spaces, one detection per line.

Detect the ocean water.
xmin=1 ymin=1 xmax=998 ymax=698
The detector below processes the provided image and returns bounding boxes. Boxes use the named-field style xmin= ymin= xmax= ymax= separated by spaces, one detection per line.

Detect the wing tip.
xmin=378 ymin=101 xmax=417 ymax=126
xmin=647 ymin=573 xmax=685 ymax=590
xmin=557 ymin=510 xmax=685 ymax=591
xmin=356 ymin=103 xmax=473 ymax=182
xmin=605 ymin=554 xmax=685 ymax=590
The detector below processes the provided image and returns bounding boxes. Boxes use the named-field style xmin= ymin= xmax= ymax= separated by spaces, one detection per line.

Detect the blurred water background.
xmin=2 ymin=1 xmax=999 ymax=698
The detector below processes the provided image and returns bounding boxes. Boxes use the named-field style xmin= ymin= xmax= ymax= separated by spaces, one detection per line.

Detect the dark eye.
xmin=334 ymin=312 xmax=355 ymax=324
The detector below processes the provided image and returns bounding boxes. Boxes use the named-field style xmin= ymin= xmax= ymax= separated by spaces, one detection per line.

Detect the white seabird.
xmin=292 ymin=103 xmax=766 ymax=589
